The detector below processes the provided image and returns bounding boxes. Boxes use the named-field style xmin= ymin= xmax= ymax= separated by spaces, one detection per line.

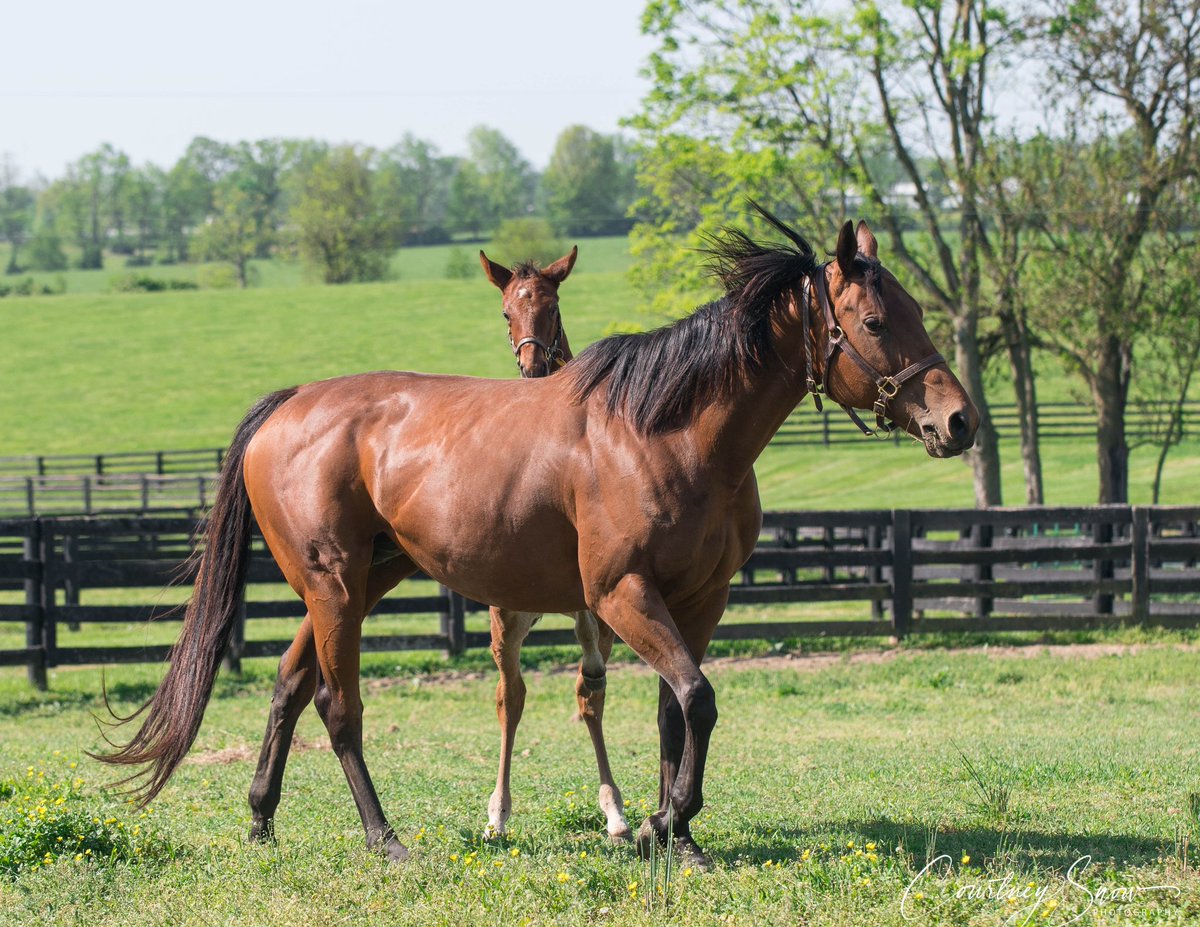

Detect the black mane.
xmin=567 ymin=203 xmax=819 ymax=434
xmin=512 ymin=260 xmax=542 ymax=278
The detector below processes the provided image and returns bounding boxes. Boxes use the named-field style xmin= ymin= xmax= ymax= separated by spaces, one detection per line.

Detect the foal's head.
xmin=480 ymin=247 xmax=577 ymax=378
xmin=819 ymin=220 xmax=978 ymax=457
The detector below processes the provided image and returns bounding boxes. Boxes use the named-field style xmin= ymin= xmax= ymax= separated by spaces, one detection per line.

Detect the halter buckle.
xmin=878 ymin=377 xmax=900 ymax=399
xmin=829 ymin=325 xmax=844 ymax=344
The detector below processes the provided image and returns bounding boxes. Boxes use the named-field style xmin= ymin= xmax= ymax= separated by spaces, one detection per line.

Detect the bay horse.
xmin=98 ymin=208 xmax=977 ymax=867
xmin=479 ymin=246 xmax=632 ymax=842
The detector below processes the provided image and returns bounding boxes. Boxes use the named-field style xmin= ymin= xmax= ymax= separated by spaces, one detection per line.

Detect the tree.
xmin=1027 ymin=0 xmax=1200 ymax=504
xmin=0 ymin=155 xmax=35 ymax=274
xmin=192 ymin=180 xmax=272 ymax=287
xmin=451 ymin=126 xmax=536 ymax=234
xmin=119 ymin=165 xmax=164 ymax=261
xmin=376 ymin=134 xmax=456 ymax=244
xmin=542 ymin=126 xmax=634 ymax=236
xmin=633 ymin=0 xmax=1025 ymax=505
xmin=291 ymin=146 xmax=397 ymax=284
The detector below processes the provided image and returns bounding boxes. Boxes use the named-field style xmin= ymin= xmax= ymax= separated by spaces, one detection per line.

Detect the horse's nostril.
xmin=948 ymin=410 xmax=968 ymax=442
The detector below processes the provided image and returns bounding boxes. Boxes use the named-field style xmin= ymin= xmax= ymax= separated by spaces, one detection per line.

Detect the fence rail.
xmin=1 ymin=506 xmax=1196 ymax=689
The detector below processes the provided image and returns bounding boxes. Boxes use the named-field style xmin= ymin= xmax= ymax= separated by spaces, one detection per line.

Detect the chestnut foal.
xmin=479 ymin=247 xmax=631 ymax=842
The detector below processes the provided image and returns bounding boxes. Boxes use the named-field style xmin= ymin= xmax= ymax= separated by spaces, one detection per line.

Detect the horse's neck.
xmin=693 ymin=318 xmax=811 ymax=486
xmin=559 ymin=326 xmax=574 ymax=363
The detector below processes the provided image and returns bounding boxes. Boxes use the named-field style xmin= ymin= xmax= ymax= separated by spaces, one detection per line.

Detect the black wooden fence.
xmin=1 ymin=506 xmax=1196 ymax=690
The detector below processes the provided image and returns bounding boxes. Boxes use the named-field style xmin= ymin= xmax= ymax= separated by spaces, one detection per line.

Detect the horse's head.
xmin=480 ymin=246 xmax=577 ymax=378
xmin=816 ymin=221 xmax=978 ymax=458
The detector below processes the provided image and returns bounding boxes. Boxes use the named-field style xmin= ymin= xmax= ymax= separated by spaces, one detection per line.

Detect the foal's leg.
xmin=247 ymin=556 xmax=414 ymax=841
xmin=589 ymin=577 xmax=725 ymax=868
xmin=486 ymin=607 xmax=538 ymax=837
xmin=572 ymin=610 xmax=630 ymax=841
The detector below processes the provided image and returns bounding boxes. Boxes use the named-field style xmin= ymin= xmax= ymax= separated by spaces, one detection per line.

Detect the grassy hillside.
xmin=1 ymin=237 xmax=1196 ymax=508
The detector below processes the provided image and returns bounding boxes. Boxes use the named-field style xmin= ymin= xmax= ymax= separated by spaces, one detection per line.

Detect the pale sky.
xmin=1 ymin=0 xmax=655 ymax=178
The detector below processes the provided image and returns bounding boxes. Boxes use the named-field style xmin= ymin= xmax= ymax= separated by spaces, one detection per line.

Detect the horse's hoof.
xmin=382 ymin=837 xmax=409 ymax=863
xmin=676 ymin=838 xmax=712 ymax=872
xmin=248 ymin=819 xmax=274 ymax=843
xmin=635 ymin=818 xmax=656 ymax=859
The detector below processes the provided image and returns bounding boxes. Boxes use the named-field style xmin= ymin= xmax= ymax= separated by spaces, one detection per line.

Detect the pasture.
xmin=1 ymin=239 xmax=1197 ymax=509
xmin=1 ymin=637 xmax=1198 ymax=925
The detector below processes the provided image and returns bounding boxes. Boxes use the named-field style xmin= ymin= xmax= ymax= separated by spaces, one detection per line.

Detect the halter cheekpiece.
xmin=510 ymin=322 xmax=565 ymax=373
xmin=801 ymin=262 xmax=945 ymax=436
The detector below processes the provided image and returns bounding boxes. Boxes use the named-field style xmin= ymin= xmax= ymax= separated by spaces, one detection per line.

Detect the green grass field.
xmin=1 ymin=636 xmax=1198 ymax=926
xmin=2 ymin=237 xmax=1197 ymax=507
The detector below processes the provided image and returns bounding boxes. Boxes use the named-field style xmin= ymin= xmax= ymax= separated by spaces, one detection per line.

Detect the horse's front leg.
xmin=571 ymin=610 xmax=631 ymax=842
xmin=589 ymin=576 xmax=723 ymax=868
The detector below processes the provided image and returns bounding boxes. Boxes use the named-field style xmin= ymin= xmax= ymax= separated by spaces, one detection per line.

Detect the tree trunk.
xmin=1000 ymin=309 xmax=1044 ymax=504
xmin=954 ymin=312 xmax=1003 ymax=506
xmin=1093 ymin=337 xmax=1130 ymax=504
xmin=6 ymin=242 xmax=19 ymax=274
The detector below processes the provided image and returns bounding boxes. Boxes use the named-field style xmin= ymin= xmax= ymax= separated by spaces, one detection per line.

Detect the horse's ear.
xmin=479 ymin=251 xmax=512 ymax=291
xmin=856 ymin=221 xmax=878 ymax=259
xmin=542 ymin=245 xmax=578 ymax=284
xmin=836 ymin=221 xmax=857 ymax=277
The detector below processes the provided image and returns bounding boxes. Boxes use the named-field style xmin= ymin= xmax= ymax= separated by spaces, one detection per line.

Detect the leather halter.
xmin=802 ymin=262 xmax=945 ymax=436
xmin=510 ymin=321 xmax=565 ymax=375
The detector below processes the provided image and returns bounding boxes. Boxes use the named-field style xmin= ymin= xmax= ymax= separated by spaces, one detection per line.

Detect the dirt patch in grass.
xmin=188 ymin=733 xmax=330 ymax=766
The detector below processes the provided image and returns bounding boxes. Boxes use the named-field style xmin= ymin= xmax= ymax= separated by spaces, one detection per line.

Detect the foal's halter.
xmin=510 ymin=321 xmax=566 ymax=374
xmin=801 ymin=263 xmax=945 ymax=436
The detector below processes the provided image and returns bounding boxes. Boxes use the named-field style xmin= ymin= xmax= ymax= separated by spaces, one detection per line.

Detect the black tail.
xmin=93 ymin=387 xmax=298 ymax=804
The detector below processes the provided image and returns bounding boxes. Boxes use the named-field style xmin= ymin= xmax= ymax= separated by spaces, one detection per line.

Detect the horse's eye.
xmin=502 ymin=311 xmax=510 ymax=322
xmin=864 ymin=317 xmax=885 ymax=335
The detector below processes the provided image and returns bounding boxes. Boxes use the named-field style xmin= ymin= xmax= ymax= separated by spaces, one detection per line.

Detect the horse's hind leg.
xmin=248 ymin=616 xmax=318 ymax=841
xmin=248 ymin=555 xmax=414 ymax=842
xmin=486 ymin=607 xmax=537 ymax=837
xmin=572 ymin=610 xmax=631 ymax=842
xmin=304 ymin=550 xmax=411 ymax=861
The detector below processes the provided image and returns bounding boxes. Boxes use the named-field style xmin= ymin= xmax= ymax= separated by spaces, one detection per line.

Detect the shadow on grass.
xmin=708 ymin=817 xmax=1173 ymax=871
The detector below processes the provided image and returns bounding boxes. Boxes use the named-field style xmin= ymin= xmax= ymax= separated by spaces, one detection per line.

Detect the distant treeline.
xmin=0 ymin=125 xmax=638 ymax=284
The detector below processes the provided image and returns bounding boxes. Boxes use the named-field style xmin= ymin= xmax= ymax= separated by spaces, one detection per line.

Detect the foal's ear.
xmin=856 ymin=221 xmax=878 ymax=259
xmin=542 ymin=245 xmax=578 ymax=285
xmin=479 ymin=250 xmax=513 ymax=291
xmin=836 ymin=220 xmax=857 ymax=278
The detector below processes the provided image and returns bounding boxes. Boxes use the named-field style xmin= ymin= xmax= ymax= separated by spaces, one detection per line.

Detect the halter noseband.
xmin=510 ymin=321 xmax=566 ymax=374
xmin=802 ymin=262 xmax=945 ymax=436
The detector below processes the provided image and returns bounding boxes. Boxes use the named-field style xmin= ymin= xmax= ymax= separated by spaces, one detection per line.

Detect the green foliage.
xmin=191 ymin=181 xmax=272 ymax=288
xmin=542 ymin=126 xmax=635 ymax=237
xmin=485 ymin=218 xmax=566 ymax=268
xmin=292 ymin=146 xmax=398 ymax=284
xmin=449 ymin=126 xmax=536 ymax=236
xmin=443 ymin=246 xmax=475 ymax=280
xmin=25 ymin=230 xmax=68 ymax=272
xmin=0 ymin=760 xmax=168 ymax=877
xmin=108 ymin=274 xmax=199 ymax=293
xmin=0 ymin=275 xmax=63 ymax=299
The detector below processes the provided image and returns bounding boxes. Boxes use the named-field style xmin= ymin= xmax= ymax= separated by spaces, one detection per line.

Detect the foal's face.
xmin=480 ymin=247 xmax=577 ymax=378
xmin=823 ymin=222 xmax=978 ymax=458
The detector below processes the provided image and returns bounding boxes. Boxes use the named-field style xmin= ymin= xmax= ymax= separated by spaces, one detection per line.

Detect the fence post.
xmin=63 ymin=533 xmax=81 ymax=631
xmin=821 ymin=410 xmax=830 ymax=447
xmin=439 ymin=586 xmax=466 ymax=656
xmin=1092 ymin=514 xmax=1115 ymax=616
xmin=24 ymin=520 xmax=47 ymax=690
xmin=890 ymin=509 xmax=913 ymax=641
xmin=972 ymin=522 xmax=994 ymax=619
xmin=39 ymin=521 xmax=58 ymax=673
xmin=26 ymin=477 xmax=35 ymax=517
xmin=868 ymin=523 xmax=884 ymax=621
xmin=1131 ymin=506 xmax=1150 ymax=625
